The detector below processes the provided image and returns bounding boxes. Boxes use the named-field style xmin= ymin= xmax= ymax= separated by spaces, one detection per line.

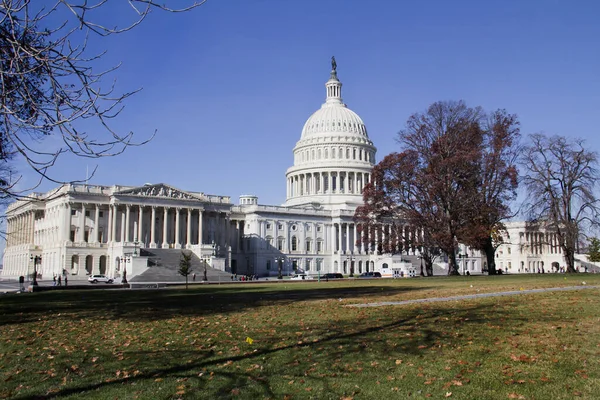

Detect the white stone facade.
xmin=1 ymin=63 xmax=581 ymax=279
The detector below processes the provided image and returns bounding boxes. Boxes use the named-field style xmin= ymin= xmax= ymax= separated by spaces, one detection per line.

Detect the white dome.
xmin=283 ymin=60 xmax=377 ymax=209
xmin=301 ymin=104 xmax=369 ymax=139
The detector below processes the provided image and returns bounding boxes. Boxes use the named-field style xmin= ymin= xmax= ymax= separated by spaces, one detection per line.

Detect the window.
xmin=99 ymin=211 xmax=104 ymax=218
xmin=266 ymin=223 xmax=272 ymax=230
xmin=266 ymin=237 xmax=273 ymax=247
xmin=266 ymin=260 xmax=271 ymax=271
xmin=278 ymin=223 xmax=283 ymax=230
xmin=291 ymin=224 xmax=297 ymax=231
xmin=316 ymin=259 xmax=323 ymax=271
xmin=306 ymin=225 xmax=311 ymax=232
xmin=84 ymin=231 xmax=89 ymax=242
xmin=70 ymin=230 xmax=75 ymax=242
xmin=316 ymin=225 xmax=322 ymax=232
xmin=317 ymin=241 xmax=323 ymax=252
xmin=85 ymin=210 xmax=90 ymax=217
xmin=305 ymin=259 xmax=311 ymax=271
xmin=291 ymin=236 xmax=298 ymax=251
xmin=507 ymin=247 xmax=511 ymax=254
xmin=306 ymin=240 xmax=311 ymax=252
xmin=277 ymin=238 xmax=284 ymax=251
xmin=71 ymin=210 xmax=77 ymax=216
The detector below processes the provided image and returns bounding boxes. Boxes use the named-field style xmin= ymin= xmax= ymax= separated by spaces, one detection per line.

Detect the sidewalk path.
xmin=347 ymin=285 xmax=600 ymax=308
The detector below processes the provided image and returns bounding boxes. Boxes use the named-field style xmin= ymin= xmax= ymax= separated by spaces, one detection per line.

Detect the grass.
xmin=1 ymin=274 xmax=600 ymax=399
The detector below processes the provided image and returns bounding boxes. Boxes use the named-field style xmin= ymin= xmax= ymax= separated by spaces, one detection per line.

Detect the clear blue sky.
xmin=16 ymin=0 xmax=600 ymax=206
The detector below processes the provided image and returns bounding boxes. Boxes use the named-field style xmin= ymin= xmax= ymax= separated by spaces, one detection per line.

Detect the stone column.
xmin=331 ymin=223 xmax=336 ymax=252
xmin=137 ymin=206 xmax=143 ymax=243
xmin=107 ymin=205 xmax=113 ymax=242
xmin=339 ymin=223 xmax=344 ymax=254
xmin=353 ymin=223 xmax=357 ymax=253
xmin=198 ymin=210 xmax=203 ymax=245
xmin=162 ymin=207 xmax=169 ymax=248
xmin=120 ymin=209 xmax=126 ymax=243
xmin=150 ymin=206 xmax=157 ymax=248
xmin=125 ymin=204 xmax=131 ymax=243
xmin=79 ymin=204 xmax=86 ymax=242
xmin=186 ymin=208 xmax=192 ymax=248
xmin=94 ymin=205 xmax=100 ymax=243
xmin=174 ymin=208 xmax=181 ymax=248
xmin=65 ymin=203 xmax=72 ymax=242
xmin=112 ymin=205 xmax=119 ymax=243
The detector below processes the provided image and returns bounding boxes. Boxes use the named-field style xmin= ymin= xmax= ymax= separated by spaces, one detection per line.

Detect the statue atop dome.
xmin=331 ymin=56 xmax=337 ymax=72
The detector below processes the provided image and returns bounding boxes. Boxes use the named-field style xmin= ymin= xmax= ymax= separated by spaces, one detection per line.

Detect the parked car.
xmin=322 ymin=273 xmax=344 ymax=279
xmin=358 ymin=271 xmax=382 ymax=278
xmin=88 ymin=274 xmax=114 ymax=284
xmin=290 ymin=274 xmax=313 ymax=280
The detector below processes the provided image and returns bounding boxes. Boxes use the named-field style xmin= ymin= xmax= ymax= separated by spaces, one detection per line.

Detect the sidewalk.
xmin=347 ymin=285 xmax=599 ymax=308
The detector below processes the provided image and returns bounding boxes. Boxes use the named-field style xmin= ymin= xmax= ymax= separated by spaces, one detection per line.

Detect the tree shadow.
xmin=7 ymin=296 xmax=575 ymax=400
xmin=0 ymin=283 xmax=433 ymax=325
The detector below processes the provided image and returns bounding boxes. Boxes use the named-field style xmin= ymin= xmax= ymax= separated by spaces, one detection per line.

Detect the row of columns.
xmin=287 ymin=171 xmax=370 ymax=198
xmin=6 ymin=210 xmax=35 ymax=247
xmin=332 ymin=222 xmax=422 ymax=255
xmin=523 ymin=232 xmax=563 ymax=255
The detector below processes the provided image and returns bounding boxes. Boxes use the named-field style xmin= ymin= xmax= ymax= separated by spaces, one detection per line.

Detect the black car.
xmin=322 ymin=273 xmax=344 ymax=279
xmin=358 ymin=271 xmax=382 ymax=278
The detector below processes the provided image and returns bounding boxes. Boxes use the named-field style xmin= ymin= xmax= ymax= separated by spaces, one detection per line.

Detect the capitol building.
xmin=1 ymin=62 xmax=588 ymax=280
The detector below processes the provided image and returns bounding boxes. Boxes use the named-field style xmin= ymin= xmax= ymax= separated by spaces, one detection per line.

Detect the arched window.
xmin=346 ymin=148 xmax=350 ymax=159
xmin=325 ymin=148 xmax=329 ymax=159
xmin=332 ymin=148 xmax=336 ymax=159
xmin=291 ymin=236 xmax=298 ymax=251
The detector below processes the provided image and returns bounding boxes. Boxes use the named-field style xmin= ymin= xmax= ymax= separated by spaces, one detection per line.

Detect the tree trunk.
xmin=482 ymin=236 xmax=497 ymax=275
xmin=565 ymin=247 xmax=577 ymax=273
xmin=447 ymin=253 xmax=460 ymax=275
xmin=425 ymin=260 xmax=434 ymax=276
xmin=185 ymin=276 xmax=188 ymax=289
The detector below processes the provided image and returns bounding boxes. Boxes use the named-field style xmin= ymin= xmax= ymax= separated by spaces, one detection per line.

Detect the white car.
xmin=88 ymin=274 xmax=114 ymax=284
xmin=290 ymin=274 xmax=313 ymax=280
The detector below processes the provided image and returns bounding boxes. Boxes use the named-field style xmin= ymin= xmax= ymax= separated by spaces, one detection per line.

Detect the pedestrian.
xmin=53 ymin=275 xmax=57 ymax=286
xmin=192 ymin=273 xmax=196 ymax=282
xmin=64 ymin=275 xmax=68 ymax=286
xmin=57 ymin=275 xmax=62 ymax=286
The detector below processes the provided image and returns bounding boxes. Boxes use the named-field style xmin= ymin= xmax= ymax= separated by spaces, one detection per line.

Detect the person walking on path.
xmin=53 ymin=275 xmax=57 ymax=286
xmin=57 ymin=275 xmax=62 ymax=286
xmin=64 ymin=276 xmax=68 ymax=287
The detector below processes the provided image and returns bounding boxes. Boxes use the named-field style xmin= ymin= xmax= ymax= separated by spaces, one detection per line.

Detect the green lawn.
xmin=1 ymin=274 xmax=599 ymax=399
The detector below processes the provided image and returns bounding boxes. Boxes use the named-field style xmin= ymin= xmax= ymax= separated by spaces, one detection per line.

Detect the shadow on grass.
xmin=8 ymin=296 xmax=570 ymax=400
xmin=0 ymin=283 xmax=432 ymax=325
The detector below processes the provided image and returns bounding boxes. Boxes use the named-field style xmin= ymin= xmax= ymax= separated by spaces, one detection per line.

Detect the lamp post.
xmin=275 ymin=256 xmax=285 ymax=279
xmin=29 ymin=255 xmax=40 ymax=286
xmin=346 ymin=252 xmax=355 ymax=277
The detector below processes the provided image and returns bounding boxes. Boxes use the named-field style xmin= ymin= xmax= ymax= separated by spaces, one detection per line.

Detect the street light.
xmin=346 ymin=252 xmax=355 ymax=277
xmin=29 ymin=255 xmax=41 ymax=286
xmin=275 ymin=256 xmax=285 ymax=279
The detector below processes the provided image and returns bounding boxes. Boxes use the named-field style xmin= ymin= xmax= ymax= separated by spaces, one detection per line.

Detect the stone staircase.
xmin=131 ymin=248 xmax=232 ymax=282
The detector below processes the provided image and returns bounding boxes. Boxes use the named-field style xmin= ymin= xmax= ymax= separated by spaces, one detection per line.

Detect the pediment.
xmin=115 ymin=183 xmax=200 ymax=201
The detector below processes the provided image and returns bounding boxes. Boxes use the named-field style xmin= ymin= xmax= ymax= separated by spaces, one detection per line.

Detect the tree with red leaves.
xmin=356 ymin=101 xmax=520 ymax=275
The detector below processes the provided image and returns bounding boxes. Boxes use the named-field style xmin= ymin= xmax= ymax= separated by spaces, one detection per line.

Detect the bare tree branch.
xmin=0 ymin=0 xmax=205 ymax=200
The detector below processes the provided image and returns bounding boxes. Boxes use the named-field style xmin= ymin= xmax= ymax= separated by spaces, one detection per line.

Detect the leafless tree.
xmin=520 ymin=133 xmax=600 ymax=273
xmin=0 ymin=0 xmax=205 ymax=199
